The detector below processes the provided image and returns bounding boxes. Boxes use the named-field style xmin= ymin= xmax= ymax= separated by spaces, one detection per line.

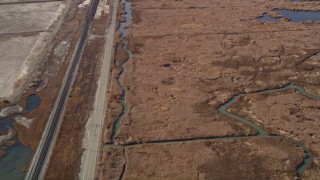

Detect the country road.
xmin=25 ymin=0 xmax=100 ymax=179
xmin=79 ymin=0 xmax=119 ymax=179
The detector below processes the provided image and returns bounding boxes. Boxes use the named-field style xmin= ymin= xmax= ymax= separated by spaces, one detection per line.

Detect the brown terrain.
xmin=101 ymin=138 xmax=305 ymax=179
xmin=229 ymin=86 xmax=320 ymax=178
xmin=0 ymin=0 xmax=319 ymax=179
xmin=99 ymin=0 xmax=320 ymax=179
xmin=108 ymin=0 xmax=320 ymax=144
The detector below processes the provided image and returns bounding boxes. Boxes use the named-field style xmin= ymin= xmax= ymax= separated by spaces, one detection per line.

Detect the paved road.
xmin=25 ymin=0 xmax=99 ymax=179
xmin=79 ymin=0 xmax=119 ymax=179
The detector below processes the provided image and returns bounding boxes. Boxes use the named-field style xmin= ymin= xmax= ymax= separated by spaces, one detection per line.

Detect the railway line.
xmin=26 ymin=0 xmax=99 ymax=179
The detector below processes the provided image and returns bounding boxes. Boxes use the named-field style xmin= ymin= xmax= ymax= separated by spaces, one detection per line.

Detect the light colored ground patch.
xmin=0 ymin=105 xmax=23 ymax=117
xmin=54 ymin=40 xmax=70 ymax=58
xmin=14 ymin=116 xmax=33 ymax=128
xmin=94 ymin=0 xmax=109 ymax=19
xmin=79 ymin=0 xmax=90 ymax=8
xmin=0 ymin=129 xmax=14 ymax=144
xmin=0 ymin=35 xmax=39 ymax=98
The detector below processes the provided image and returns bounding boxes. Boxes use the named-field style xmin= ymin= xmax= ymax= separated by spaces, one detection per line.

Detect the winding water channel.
xmin=219 ymin=82 xmax=319 ymax=177
xmin=110 ymin=1 xmax=319 ymax=179
xmin=110 ymin=0 xmax=132 ymax=143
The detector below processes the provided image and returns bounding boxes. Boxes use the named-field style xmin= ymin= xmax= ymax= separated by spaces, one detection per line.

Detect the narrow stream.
xmin=110 ymin=0 xmax=318 ymax=178
xmin=0 ymin=94 xmax=42 ymax=179
xmin=110 ymin=0 xmax=132 ymax=142
xmin=219 ymin=82 xmax=320 ymax=178
xmin=219 ymin=95 xmax=268 ymax=136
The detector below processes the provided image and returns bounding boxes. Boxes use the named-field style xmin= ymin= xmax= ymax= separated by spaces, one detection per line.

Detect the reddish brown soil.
xmin=0 ymin=150 xmax=4 ymax=158
xmin=97 ymin=146 xmax=124 ymax=180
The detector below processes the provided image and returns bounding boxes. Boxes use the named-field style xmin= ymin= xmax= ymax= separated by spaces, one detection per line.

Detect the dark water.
xmin=258 ymin=10 xmax=320 ymax=23
xmin=0 ymin=141 xmax=32 ymax=180
xmin=26 ymin=94 xmax=41 ymax=112
xmin=0 ymin=119 xmax=31 ymax=180
xmin=275 ymin=10 xmax=320 ymax=22
xmin=111 ymin=0 xmax=132 ymax=142
xmin=0 ymin=118 xmax=13 ymax=131
xmin=0 ymin=94 xmax=42 ymax=179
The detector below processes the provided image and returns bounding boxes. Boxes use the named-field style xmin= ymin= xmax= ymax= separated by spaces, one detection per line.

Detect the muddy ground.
xmin=100 ymin=0 xmax=320 ymax=179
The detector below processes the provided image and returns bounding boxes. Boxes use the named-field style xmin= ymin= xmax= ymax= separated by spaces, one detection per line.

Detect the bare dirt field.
xmin=99 ymin=0 xmax=320 ymax=179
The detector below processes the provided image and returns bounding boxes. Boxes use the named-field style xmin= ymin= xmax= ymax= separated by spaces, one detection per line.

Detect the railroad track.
xmin=26 ymin=0 xmax=99 ymax=179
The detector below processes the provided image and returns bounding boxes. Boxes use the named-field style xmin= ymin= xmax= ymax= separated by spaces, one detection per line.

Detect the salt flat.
xmin=0 ymin=1 xmax=64 ymax=99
